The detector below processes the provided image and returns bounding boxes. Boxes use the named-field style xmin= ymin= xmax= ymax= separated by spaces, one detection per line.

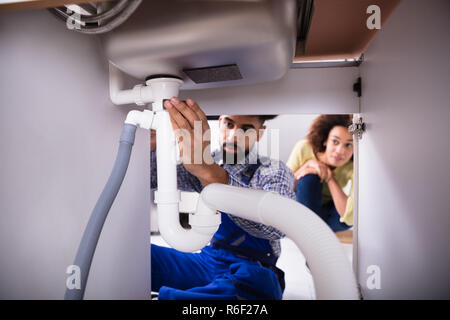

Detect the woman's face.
xmin=323 ymin=126 xmax=354 ymax=167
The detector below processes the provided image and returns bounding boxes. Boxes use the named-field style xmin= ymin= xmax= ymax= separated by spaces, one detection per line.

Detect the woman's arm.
xmin=326 ymin=172 xmax=348 ymax=217
xmin=294 ymin=159 xmax=331 ymax=181
xmin=292 ymin=159 xmax=331 ymax=191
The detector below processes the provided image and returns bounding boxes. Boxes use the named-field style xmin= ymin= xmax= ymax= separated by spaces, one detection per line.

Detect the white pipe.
xmin=109 ymin=63 xmax=153 ymax=106
xmin=153 ymin=111 xmax=220 ymax=252
xmin=145 ymin=76 xmax=219 ymax=252
xmin=199 ymin=183 xmax=359 ymax=300
xmin=146 ymin=77 xmax=184 ymax=111
xmin=110 ymin=72 xmax=217 ymax=251
xmin=124 ymin=109 xmax=154 ymax=129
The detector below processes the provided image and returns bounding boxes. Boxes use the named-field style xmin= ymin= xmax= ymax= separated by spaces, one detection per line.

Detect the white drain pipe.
xmin=110 ymin=66 xmax=221 ymax=252
xmin=109 ymin=63 xmax=153 ymax=106
xmin=199 ymin=183 xmax=360 ymax=300
xmin=152 ymin=110 xmax=221 ymax=251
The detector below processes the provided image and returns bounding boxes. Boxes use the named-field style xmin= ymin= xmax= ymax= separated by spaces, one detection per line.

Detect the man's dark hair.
xmin=257 ymin=115 xmax=278 ymax=123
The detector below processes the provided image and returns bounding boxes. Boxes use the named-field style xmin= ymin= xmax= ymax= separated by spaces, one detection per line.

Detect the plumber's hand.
xmin=164 ymin=97 xmax=229 ymax=186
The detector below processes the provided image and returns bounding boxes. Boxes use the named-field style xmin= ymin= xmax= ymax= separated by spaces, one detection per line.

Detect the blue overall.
xmin=151 ymin=161 xmax=285 ymax=300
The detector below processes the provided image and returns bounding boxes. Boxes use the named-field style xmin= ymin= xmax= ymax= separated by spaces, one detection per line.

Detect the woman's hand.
xmin=292 ymin=159 xmax=332 ymax=191
xmin=294 ymin=165 xmax=317 ymax=181
xmin=302 ymin=159 xmax=332 ymax=182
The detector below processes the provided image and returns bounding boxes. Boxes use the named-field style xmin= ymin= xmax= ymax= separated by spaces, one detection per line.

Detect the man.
xmin=150 ymin=97 xmax=295 ymax=300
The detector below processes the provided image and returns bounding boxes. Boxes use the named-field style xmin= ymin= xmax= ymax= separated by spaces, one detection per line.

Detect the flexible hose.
xmin=64 ymin=123 xmax=137 ymax=300
xmin=200 ymin=183 xmax=359 ymax=299
xmin=48 ymin=0 xmax=142 ymax=35
xmin=78 ymin=0 xmax=130 ymax=23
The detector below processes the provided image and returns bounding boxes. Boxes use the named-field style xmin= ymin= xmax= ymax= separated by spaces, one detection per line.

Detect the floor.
xmin=151 ymin=235 xmax=353 ymax=300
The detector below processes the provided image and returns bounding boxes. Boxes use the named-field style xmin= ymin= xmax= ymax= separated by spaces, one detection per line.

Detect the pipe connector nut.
xmin=132 ymin=84 xmax=146 ymax=106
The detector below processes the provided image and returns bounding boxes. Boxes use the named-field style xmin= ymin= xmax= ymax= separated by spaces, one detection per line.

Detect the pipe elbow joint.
xmin=156 ymin=193 xmax=221 ymax=252
xmin=189 ymin=194 xmax=221 ymax=236
xmin=125 ymin=110 xmax=155 ymax=130
xmin=132 ymin=84 xmax=153 ymax=106
xmin=189 ymin=213 xmax=221 ymax=236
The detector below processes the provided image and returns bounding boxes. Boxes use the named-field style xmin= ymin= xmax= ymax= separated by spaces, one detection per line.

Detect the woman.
xmin=286 ymin=115 xmax=354 ymax=232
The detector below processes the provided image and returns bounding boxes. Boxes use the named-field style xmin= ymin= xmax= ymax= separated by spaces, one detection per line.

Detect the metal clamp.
xmin=348 ymin=117 xmax=366 ymax=140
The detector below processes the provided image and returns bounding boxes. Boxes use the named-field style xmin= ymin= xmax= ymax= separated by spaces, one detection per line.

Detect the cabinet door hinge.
xmin=349 ymin=116 xmax=366 ymax=140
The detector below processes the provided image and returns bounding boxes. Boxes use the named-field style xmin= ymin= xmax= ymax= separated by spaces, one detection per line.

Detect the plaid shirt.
xmin=150 ymin=149 xmax=296 ymax=257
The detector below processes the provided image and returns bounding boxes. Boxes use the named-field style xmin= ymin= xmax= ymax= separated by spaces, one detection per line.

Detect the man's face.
xmin=218 ymin=115 xmax=266 ymax=163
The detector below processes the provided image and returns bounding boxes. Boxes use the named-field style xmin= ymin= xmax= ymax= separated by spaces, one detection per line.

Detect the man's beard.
xmin=220 ymin=143 xmax=249 ymax=165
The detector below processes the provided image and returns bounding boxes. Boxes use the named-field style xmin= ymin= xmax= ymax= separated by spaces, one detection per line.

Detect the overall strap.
xmin=212 ymin=159 xmax=262 ymax=250
xmin=212 ymin=158 xmax=279 ymax=265
xmin=212 ymin=158 xmax=285 ymax=292
xmin=240 ymin=159 xmax=262 ymax=186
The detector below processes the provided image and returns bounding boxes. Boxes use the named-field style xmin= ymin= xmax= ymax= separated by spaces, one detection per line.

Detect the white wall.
xmin=0 ymin=10 xmax=151 ymax=299
xmin=181 ymin=67 xmax=359 ymax=115
xmin=260 ymin=114 xmax=318 ymax=163
xmin=358 ymin=0 xmax=450 ymax=299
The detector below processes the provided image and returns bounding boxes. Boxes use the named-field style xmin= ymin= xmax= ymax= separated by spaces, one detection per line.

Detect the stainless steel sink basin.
xmin=100 ymin=0 xmax=297 ymax=90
